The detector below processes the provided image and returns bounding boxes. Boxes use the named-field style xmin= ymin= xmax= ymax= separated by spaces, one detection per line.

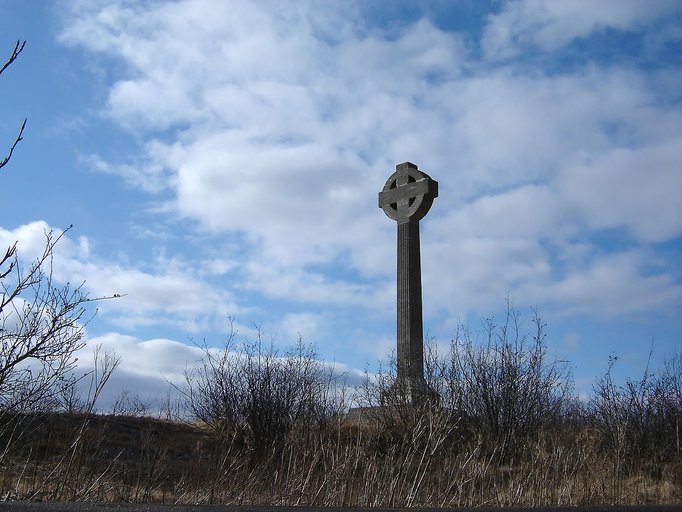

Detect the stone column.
xmin=378 ymin=162 xmax=438 ymax=405
xmin=397 ymin=219 xmax=424 ymax=382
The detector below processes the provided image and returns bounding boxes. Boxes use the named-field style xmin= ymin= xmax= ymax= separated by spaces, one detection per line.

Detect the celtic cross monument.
xmin=378 ymin=161 xmax=439 ymax=405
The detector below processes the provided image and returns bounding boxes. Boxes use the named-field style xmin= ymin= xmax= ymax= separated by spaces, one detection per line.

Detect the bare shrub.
xmin=659 ymin=352 xmax=682 ymax=458
xmin=351 ymin=303 xmax=573 ymax=468
xmin=112 ymin=390 xmax=151 ymax=418
xmin=0 ymin=271 xmax=677 ymax=507
xmin=0 ymin=315 xmax=679 ymax=506
xmin=352 ymin=343 xmax=459 ymax=460
xmin=182 ymin=319 xmax=344 ymax=455
xmin=43 ymin=346 xmax=121 ymax=501
xmin=443 ymin=302 xmax=574 ymax=463
xmin=590 ymin=350 xmax=682 ymax=480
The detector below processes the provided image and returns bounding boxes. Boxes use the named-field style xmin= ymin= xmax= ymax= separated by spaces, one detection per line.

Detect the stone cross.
xmin=378 ymin=161 xmax=438 ymax=405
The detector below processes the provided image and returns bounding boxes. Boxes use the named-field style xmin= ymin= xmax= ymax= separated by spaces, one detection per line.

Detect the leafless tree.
xmin=0 ymin=40 xmax=119 ymax=413
xmin=0 ymin=227 xmax=111 ymax=411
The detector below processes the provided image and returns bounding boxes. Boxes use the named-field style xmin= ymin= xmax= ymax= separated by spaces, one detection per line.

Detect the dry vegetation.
xmin=0 ymin=307 xmax=680 ymax=507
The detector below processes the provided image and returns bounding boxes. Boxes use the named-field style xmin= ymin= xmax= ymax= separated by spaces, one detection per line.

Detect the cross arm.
xmin=378 ymin=178 xmax=437 ymax=208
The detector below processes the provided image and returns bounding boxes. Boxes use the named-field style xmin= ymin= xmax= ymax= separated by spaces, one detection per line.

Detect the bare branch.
xmin=0 ymin=40 xmax=25 ymax=76
xmin=0 ymin=40 xmax=27 ymax=171
xmin=0 ymin=243 xmax=16 ymax=279
xmin=0 ymin=226 xmax=120 ymax=412
xmin=0 ymin=118 xmax=26 ymax=171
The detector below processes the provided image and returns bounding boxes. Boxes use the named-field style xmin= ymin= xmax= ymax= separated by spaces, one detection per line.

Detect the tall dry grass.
xmin=0 ymin=308 xmax=680 ymax=506
xmin=1 ymin=403 xmax=679 ymax=506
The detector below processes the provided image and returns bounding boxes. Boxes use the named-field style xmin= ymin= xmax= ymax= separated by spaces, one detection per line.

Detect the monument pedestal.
xmin=345 ymin=391 xmax=439 ymax=427
xmin=381 ymin=376 xmax=439 ymax=407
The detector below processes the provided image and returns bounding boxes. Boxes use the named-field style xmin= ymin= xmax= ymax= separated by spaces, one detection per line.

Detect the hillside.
xmin=0 ymin=409 xmax=680 ymax=507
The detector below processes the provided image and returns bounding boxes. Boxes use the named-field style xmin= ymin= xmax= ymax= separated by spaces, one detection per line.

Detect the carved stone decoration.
xmin=378 ymin=161 xmax=439 ymax=405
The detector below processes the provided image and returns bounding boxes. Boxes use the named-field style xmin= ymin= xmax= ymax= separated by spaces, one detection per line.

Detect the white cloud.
xmin=203 ymin=257 xmax=237 ymax=276
xmin=73 ymin=262 xmax=236 ymax=331
xmin=542 ymin=251 xmax=682 ymax=317
xmin=82 ymin=144 xmax=174 ymax=193
xmin=559 ymin=138 xmax=682 ymax=243
xmin=423 ymin=234 xmax=551 ymax=316
xmin=77 ymin=329 xmax=366 ymax=411
xmin=75 ymin=332 xmax=205 ymax=412
xmin=57 ymin=0 xmax=682 ymax=326
xmin=0 ymin=221 xmax=236 ymax=331
xmin=280 ymin=311 xmax=324 ymax=342
xmin=81 ymin=332 xmax=203 ymax=383
xmin=482 ymin=0 xmax=680 ymax=59
xmin=564 ymin=332 xmax=581 ymax=351
xmin=436 ymin=184 xmax=568 ymax=240
xmin=243 ymin=259 xmax=387 ymax=308
xmin=0 ymin=220 xmax=57 ymax=261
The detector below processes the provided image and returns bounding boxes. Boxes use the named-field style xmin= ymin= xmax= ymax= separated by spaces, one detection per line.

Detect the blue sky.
xmin=1 ymin=0 xmax=681 ymax=407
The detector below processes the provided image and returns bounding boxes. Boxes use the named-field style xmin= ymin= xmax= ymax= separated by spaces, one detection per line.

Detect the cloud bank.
xmin=57 ymin=0 xmax=682 ymax=322
xmin=3 ymin=0 xmax=676 ymax=407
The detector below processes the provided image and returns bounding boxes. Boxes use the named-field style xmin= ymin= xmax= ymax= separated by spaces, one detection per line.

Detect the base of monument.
xmin=345 ymin=402 xmax=438 ymax=427
xmin=380 ymin=376 xmax=439 ymax=407
xmin=345 ymin=378 xmax=439 ymax=426
xmin=344 ymin=405 xmax=385 ymax=426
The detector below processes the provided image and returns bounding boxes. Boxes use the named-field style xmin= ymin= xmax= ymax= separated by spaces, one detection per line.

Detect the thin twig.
xmin=0 ymin=40 xmax=25 ymax=76
xmin=0 ymin=118 xmax=27 ymax=171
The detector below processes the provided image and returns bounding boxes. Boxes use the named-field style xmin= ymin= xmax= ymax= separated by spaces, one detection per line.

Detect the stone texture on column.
xmin=397 ymin=220 xmax=424 ymax=382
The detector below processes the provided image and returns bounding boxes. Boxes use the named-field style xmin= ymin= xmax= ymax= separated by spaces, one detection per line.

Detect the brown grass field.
xmin=0 ymin=408 xmax=679 ymax=507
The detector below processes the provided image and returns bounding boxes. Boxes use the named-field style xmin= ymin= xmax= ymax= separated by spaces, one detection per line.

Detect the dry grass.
xmin=0 ymin=409 xmax=679 ymax=506
xmin=1 ymin=308 xmax=679 ymax=506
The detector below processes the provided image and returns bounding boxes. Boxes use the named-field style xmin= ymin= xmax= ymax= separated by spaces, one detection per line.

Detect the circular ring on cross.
xmin=378 ymin=162 xmax=438 ymax=224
